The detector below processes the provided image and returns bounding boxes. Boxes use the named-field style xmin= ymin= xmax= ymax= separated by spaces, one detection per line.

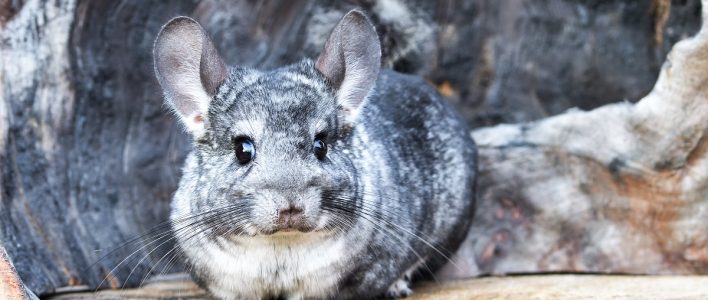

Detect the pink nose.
xmin=277 ymin=206 xmax=304 ymax=229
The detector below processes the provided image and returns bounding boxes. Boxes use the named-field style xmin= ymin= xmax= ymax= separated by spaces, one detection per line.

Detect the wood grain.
xmin=45 ymin=273 xmax=708 ymax=300
xmin=0 ymin=246 xmax=37 ymax=300
xmin=439 ymin=0 xmax=708 ymax=279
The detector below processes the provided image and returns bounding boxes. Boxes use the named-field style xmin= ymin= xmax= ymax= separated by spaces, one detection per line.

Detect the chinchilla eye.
xmin=313 ymin=136 xmax=327 ymax=160
xmin=233 ymin=136 xmax=255 ymax=164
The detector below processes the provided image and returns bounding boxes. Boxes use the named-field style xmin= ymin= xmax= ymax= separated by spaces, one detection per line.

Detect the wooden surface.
xmin=46 ymin=273 xmax=708 ymax=300
xmin=412 ymin=275 xmax=708 ymax=300
xmin=441 ymin=0 xmax=708 ymax=279
xmin=0 ymin=246 xmax=36 ymax=300
xmin=2 ymin=0 xmax=707 ymax=298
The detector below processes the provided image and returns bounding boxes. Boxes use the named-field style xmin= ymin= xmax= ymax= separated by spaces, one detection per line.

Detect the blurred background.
xmin=0 ymin=0 xmax=703 ymax=297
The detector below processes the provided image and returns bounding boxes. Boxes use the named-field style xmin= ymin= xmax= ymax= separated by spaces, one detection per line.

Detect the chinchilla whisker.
xmin=323 ymin=205 xmax=420 ymax=249
xmin=326 ymin=194 xmax=459 ymax=255
xmin=97 ymin=204 xmax=250 ymax=290
xmin=323 ymin=204 xmax=437 ymax=277
xmin=151 ymin=220 xmax=245 ymax=279
xmin=174 ymin=208 xmax=254 ymax=244
xmin=323 ymin=213 xmax=355 ymax=235
xmin=149 ymin=245 xmax=183 ymax=282
xmin=86 ymin=222 xmax=174 ymax=273
xmin=121 ymin=230 xmax=186 ymax=289
xmin=157 ymin=246 xmax=184 ymax=276
xmin=122 ymin=214 xmax=240 ymax=288
xmin=326 ymin=210 xmax=439 ymax=283
xmin=359 ymin=205 xmax=456 ymax=255
xmin=323 ymin=199 xmax=460 ymax=272
xmin=90 ymin=202 xmax=248 ymax=272
xmin=138 ymin=215 xmax=253 ymax=287
xmin=347 ymin=205 xmax=458 ymax=268
xmin=129 ymin=222 xmax=230 ymax=288
xmin=168 ymin=211 xmax=250 ymax=246
xmin=205 ymin=213 xmax=253 ymax=237
xmin=141 ymin=249 xmax=186 ymax=288
xmin=97 ymin=220 xmax=219 ymax=290
xmin=97 ymin=233 xmax=174 ymax=290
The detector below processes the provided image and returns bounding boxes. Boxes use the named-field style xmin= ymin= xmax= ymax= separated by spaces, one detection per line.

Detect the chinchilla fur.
xmin=153 ymin=9 xmax=476 ymax=300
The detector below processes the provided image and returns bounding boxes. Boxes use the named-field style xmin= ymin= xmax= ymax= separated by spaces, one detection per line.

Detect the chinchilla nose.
xmin=276 ymin=204 xmax=304 ymax=229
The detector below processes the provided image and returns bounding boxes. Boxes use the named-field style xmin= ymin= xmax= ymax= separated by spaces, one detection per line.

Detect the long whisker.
xmin=328 ymin=192 xmax=462 ymax=257
xmin=137 ymin=209 xmax=253 ymax=287
xmin=88 ymin=201 xmax=252 ymax=273
xmin=95 ymin=202 xmax=252 ymax=290
xmin=354 ymin=189 xmax=468 ymax=256
xmin=321 ymin=204 xmax=438 ymax=280
xmin=323 ymin=195 xmax=462 ymax=274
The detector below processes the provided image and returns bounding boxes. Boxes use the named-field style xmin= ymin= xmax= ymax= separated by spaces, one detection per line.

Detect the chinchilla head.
xmin=153 ymin=11 xmax=381 ymax=236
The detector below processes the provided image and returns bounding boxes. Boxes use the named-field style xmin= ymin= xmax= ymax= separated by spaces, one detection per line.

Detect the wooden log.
xmin=440 ymin=0 xmax=708 ymax=280
xmin=44 ymin=273 xmax=708 ymax=300
xmin=0 ymin=245 xmax=37 ymax=300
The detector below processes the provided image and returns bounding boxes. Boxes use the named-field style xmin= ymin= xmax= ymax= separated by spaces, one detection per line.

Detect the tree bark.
xmin=0 ymin=0 xmax=705 ymax=298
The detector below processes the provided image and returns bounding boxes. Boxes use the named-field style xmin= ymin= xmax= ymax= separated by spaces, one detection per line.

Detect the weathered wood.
xmin=427 ymin=0 xmax=702 ymax=126
xmin=412 ymin=275 xmax=708 ymax=300
xmin=0 ymin=245 xmax=37 ymax=300
xmin=1 ymin=0 xmax=706 ymax=297
xmin=440 ymin=0 xmax=708 ymax=280
xmin=46 ymin=274 xmax=207 ymax=300
xmin=45 ymin=273 xmax=708 ymax=300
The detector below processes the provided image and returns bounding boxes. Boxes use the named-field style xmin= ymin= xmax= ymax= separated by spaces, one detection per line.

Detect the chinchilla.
xmin=153 ymin=9 xmax=476 ymax=300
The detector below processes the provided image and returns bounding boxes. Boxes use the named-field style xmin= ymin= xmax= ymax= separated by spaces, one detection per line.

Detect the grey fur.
xmin=154 ymin=10 xmax=476 ymax=300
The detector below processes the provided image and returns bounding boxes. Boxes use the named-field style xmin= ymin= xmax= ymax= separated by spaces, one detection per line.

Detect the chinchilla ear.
xmin=315 ymin=10 xmax=381 ymax=124
xmin=153 ymin=16 xmax=227 ymax=137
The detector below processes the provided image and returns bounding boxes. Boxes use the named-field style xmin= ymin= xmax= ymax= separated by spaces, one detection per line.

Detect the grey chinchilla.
xmin=153 ymin=9 xmax=477 ymax=300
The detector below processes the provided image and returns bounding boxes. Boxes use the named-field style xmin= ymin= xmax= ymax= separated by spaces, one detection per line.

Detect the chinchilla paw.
xmin=384 ymin=278 xmax=413 ymax=298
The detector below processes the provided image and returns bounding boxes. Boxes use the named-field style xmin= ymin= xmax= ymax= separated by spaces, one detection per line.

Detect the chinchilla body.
xmin=154 ymin=10 xmax=476 ymax=300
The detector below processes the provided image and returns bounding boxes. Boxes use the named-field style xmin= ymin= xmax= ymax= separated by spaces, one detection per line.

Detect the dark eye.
xmin=234 ymin=136 xmax=255 ymax=164
xmin=313 ymin=136 xmax=327 ymax=160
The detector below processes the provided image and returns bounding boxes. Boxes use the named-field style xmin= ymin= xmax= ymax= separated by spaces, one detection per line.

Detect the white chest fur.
xmin=187 ymin=232 xmax=348 ymax=299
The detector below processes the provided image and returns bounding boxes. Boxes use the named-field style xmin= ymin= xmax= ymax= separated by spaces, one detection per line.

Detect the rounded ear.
xmin=315 ymin=10 xmax=381 ymax=124
xmin=153 ymin=16 xmax=227 ymax=137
